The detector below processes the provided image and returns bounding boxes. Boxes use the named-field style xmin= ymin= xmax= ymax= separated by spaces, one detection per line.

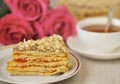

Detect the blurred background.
xmin=1 ymin=0 xmax=120 ymax=21
xmin=54 ymin=0 xmax=120 ymax=21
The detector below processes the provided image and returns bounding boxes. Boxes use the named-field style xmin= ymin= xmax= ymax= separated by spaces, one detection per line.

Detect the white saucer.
xmin=67 ymin=36 xmax=120 ymax=60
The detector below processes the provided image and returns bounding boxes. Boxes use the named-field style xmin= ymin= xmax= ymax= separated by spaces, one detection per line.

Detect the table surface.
xmin=0 ymin=50 xmax=120 ymax=84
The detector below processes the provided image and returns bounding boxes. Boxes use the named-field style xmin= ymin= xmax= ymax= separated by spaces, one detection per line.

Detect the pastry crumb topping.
xmin=14 ymin=34 xmax=67 ymax=53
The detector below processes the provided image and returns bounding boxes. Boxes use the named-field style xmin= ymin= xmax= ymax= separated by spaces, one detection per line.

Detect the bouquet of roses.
xmin=0 ymin=0 xmax=76 ymax=45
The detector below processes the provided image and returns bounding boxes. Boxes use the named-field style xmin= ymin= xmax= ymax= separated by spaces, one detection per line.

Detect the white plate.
xmin=67 ymin=36 xmax=120 ymax=60
xmin=0 ymin=48 xmax=81 ymax=84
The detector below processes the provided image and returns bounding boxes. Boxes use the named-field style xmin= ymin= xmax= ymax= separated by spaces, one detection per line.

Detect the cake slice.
xmin=7 ymin=34 xmax=73 ymax=76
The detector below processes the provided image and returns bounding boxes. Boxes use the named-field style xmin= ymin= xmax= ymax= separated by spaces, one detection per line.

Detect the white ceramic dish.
xmin=76 ymin=17 xmax=120 ymax=53
xmin=67 ymin=36 xmax=120 ymax=60
xmin=0 ymin=47 xmax=81 ymax=84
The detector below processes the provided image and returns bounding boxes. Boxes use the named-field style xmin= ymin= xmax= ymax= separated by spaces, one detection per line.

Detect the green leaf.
xmin=0 ymin=0 xmax=10 ymax=18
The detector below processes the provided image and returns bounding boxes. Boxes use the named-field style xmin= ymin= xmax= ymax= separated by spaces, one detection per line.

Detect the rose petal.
xmin=32 ymin=21 xmax=45 ymax=39
xmin=0 ymin=14 xmax=35 ymax=45
xmin=4 ymin=0 xmax=48 ymax=21
xmin=41 ymin=6 xmax=76 ymax=41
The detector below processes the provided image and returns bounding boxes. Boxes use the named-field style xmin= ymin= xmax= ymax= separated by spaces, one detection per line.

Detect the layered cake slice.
xmin=7 ymin=34 xmax=73 ymax=76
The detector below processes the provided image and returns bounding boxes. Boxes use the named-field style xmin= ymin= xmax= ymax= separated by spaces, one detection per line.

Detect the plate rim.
xmin=0 ymin=47 xmax=81 ymax=84
xmin=67 ymin=36 xmax=120 ymax=60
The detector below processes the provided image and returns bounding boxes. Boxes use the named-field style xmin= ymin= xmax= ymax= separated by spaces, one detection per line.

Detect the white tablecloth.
xmin=1 ymin=52 xmax=120 ymax=84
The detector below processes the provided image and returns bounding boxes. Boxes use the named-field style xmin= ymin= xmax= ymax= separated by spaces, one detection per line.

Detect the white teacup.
xmin=76 ymin=17 xmax=120 ymax=53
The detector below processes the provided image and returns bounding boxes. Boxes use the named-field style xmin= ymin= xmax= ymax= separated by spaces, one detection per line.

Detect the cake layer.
xmin=7 ymin=65 xmax=71 ymax=76
xmin=12 ymin=55 xmax=68 ymax=62
xmin=7 ymin=60 xmax=72 ymax=67
xmin=7 ymin=66 xmax=69 ymax=72
xmin=7 ymin=71 xmax=65 ymax=76
xmin=13 ymin=51 xmax=67 ymax=57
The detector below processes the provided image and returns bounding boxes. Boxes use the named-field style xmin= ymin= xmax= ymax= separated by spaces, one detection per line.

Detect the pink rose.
xmin=31 ymin=21 xmax=45 ymax=39
xmin=4 ymin=0 xmax=49 ymax=21
xmin=44 ymin=0 xmax=50 ymax=6
xmin=41 ymin=7 xmax=76 ymax=40
xmin=0 ymin=14 xmax=35 ymax=45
